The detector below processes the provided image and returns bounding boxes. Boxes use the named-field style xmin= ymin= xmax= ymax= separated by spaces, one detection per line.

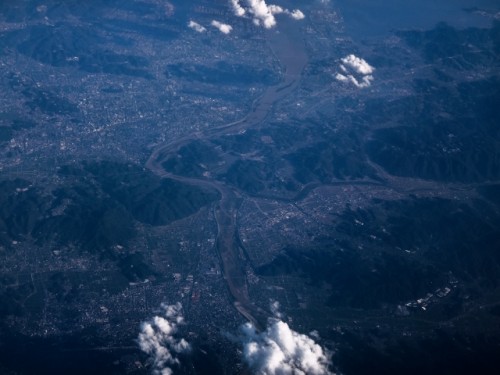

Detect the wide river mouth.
xmin=335 ymin=0 xmax=497 ymax=39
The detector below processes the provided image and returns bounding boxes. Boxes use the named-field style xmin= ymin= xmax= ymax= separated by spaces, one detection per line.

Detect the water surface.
xmin=335 ymin=0 xmax=498 ymax=39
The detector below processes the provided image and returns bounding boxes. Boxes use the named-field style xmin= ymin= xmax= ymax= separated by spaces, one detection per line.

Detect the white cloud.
xmin=340 ymin=54 xmax=374 ymax=75
xmin=137 ymin=303 xmax=191 ymax=375
xmin=354 ymin=75 xmax=374 ymax=88
xmin=335 ymin=73 xmax=349 ymax=82
xmin=268 ymin=5 xmax=285 ymax=15
xmin=247 ymin=0 xmax=278 ymax=28
xmin=336 ymin=54 xmax=375 ymax=88
xmin=231 ymin=0 xmax=246 ymax=16
xmin=211 ymin=20 xmax=233 ymax=34
xmin=188 ymin=20 xmax=206 ymax=33
xmin=229 ymin=0 xmax=305 ymax=29
xmin=240 ymin=318 xmax=333 ymax=375
xmin=289 ymin=9 xmax=305 ymax=20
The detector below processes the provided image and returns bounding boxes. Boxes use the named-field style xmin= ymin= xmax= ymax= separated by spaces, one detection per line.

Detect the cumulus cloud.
xmin=231 ymin=0 xmax=246 ymax=16
xmin=211 ymin=20 xmax=233 ymax=34
xmin=230 ymin=0 xmax=305 ymax=28
xmin=335 ymin=54 xmax=375 ymax=88
xmin=247 ymin=0 xmax=279 ymax=28
xmin=340 ymin=54 xmax=374 ymax=75
xmin=188 ymin=20 xmax=206 ymax=33
xmin=336 ymin=73 xmax=374 ymax=88
xmin=289 ymin=9 xmax=305 ymax=20
xmin=239 ymin=303 xmax=333 ymax=375
xmin=138 ymin=303 xmax=191 ymax=375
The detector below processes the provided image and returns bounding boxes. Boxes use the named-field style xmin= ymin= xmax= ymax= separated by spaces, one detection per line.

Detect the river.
xmin=146 ymin=20 xmax=308 ymax=329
